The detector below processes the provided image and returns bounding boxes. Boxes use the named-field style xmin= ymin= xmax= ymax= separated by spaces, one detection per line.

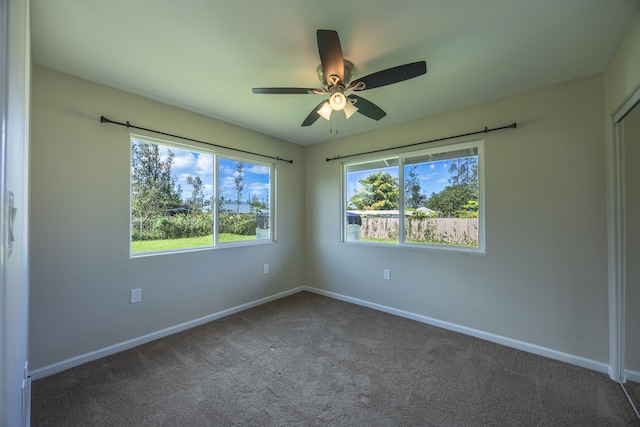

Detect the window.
xmin=217 ymin=156 xmax=272 ymax=244
xmin=345 ymin=158 xmax=400 ymax=244
xmin=130 ymin=136 xmax=273 ymax=255
xmin=344 ymin=140 xmax=483 ymax=252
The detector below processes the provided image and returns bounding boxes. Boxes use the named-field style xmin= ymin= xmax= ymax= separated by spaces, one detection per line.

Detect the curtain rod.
xmin=99 ymin=116 xmax=294 ymax=164
xmin=325 ymin=122 xmax=517 ymax=162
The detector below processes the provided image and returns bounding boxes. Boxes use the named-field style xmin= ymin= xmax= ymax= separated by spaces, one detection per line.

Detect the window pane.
xmin=130 ymin=139 xmax=214 ymax=254
xmin=218 ymin=157 xmax=271 ymax=243
xmin=345 ymin=158 xmax=400 ymax=243
xmin=404 ymin=147 xmax=479 ymax=247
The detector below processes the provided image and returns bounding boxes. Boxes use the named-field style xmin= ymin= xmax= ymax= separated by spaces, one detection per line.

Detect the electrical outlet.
xmin=130 ymin=288 xmax=142 ymax=304
xmin=264 ymin=264 xmax=269 ymax=274
xmin=384 ymin=269 xmax=391 ymax=281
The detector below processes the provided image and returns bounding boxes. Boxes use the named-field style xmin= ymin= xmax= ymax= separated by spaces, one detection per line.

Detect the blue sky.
xmin=158 ymin=146 xmax=270 ymax=204
xmin=218 ymin=158 xmax=270 ymax=204
xmin=408 ymin=160 xmax=452 ymax=197
xmin=346 ymin=159 xmax=452 ymax=205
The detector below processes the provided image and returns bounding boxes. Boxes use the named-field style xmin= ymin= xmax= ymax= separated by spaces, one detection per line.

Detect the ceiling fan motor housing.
xmin=317 ymin=60 xmax=355 ymax=89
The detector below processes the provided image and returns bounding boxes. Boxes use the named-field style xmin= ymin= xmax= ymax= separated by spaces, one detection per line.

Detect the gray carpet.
xmin=31 ymin=291 xmax=639 ymax=426
xmin=625 ymin=380 xmax=640 ymax=418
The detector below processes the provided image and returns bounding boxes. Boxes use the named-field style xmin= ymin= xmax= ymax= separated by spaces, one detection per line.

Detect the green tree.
xmin=217 ymin=187 xmax=229 ymax=215
xmin=448 ymin=156 xmax=478 ymax=189
xmin=131 ymin=141 xmax=182 ymax=231
xmin=404 ymin=164 xmax=426 ymax=209
xmin=459 ymin=200 xmax=479 ymax=218
xmin=426 ymin=185 xmax=475 ymax=217
xmin=249 ymin=194 xmax=266 ymax=213
xmin=349 ymin=171 xmax=400 ymax=210
xmin=426 ymin=155 xmax=479 ymax=217
xmin=234 ymin=161 xmax=245 ymax=213
xmin=186 ymin=175 xmax=205 ymax=213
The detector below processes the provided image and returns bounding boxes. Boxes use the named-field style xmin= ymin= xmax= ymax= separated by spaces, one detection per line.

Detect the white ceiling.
xmin=31 ymin=0 xmax=640 ymax=145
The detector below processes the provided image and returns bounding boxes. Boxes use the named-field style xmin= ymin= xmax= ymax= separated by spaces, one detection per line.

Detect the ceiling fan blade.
xmin=351 ymin=61 xmax=427 ymax=91
xmin=301 ymin=100 xmax=328 ymax=127
xmin=348 ymin=95 xmax=386 ymax=121
xmin=317 ymin=29 xmax=344 ymax=84
xmin=252 ymin=87 xmax=318 ymax=95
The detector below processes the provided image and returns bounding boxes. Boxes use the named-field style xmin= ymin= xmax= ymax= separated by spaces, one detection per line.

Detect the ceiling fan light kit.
xmin=317 ymin=102 xmax=332 ymax=120
xmin=252 ymin=29 xmax=427 ymax=129
xmin=329 ymin=92 xmax=347 ymax=110
xmin=343 ymin=100 xmax=359 ymax=119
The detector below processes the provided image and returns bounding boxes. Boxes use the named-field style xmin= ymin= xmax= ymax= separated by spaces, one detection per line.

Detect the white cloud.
xmin=249 ymin=182 xmax=269 ymax=196
xmin=219 ymin=164 xmax=235 ymax=176
xmin=202 ymin=183 xmax=214 ymax=195
xmin=172 ymin=151 xmax=196 ymax=171
xmin=419 ymin=172 xmax=439 ymax=181
xmin=195 ymin=154 xmax=214 ymax=175
xmin=220 ymin=176 xmax=236 ymax=196
xmin=247 ymin=164 xmax=270 ymax=175
xmin=158 ymin=145 xmax=171 ymax=161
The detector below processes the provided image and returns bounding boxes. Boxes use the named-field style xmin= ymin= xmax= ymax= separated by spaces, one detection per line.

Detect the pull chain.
xmin=329 ymin=112 xmax=340 ymax=134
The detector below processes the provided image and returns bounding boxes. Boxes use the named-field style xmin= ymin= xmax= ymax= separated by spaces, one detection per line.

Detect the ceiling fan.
xmin=252 ymin=29 xmax=427 ymax=127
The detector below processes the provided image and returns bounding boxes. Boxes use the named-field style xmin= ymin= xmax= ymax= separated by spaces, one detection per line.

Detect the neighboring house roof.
xmin=416 ymin=207 xmax=436 ymax=215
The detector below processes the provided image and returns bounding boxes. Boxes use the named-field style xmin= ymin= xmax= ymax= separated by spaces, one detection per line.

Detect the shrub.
xmin=132 ymin=213 xmax=213 ymax=240
xmin=218 ymin=213 xmax=256 ymax=235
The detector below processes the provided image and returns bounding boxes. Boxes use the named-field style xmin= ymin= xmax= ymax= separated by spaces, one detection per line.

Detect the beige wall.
xmin=305 ymin=73 xmax=609 ymax=363
xmin=29 ymin=66 xmax=305 ymax=370
xmin=604 ymin=11 xmax=640 ymax=116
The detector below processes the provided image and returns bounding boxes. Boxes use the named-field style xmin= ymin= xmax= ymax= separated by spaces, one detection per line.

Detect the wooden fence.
xmin=359 ymin=217 xmax=478 ymax=245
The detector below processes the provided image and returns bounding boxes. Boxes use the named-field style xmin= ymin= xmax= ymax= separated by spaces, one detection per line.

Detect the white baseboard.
xmin=303 ymin=286 xmax=610 ymax=375
xmin=609 ymin=366 xmax=618 ymax=381
xmin=31 ymin=285 xmax=611 ymax=380
xmin=30 ymin=287 xmax=305 ymax=380
xmin=625 ymin=368 xmax=640 ymax=383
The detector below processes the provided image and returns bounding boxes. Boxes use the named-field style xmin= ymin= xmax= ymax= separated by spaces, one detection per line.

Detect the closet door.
xmin=623 ymin=100 xmax=640 ymax=412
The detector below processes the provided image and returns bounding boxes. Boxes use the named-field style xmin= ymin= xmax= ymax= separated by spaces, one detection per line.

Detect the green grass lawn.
xmin=359 ymin=238 xmax=399 ymax=244
xmin=131 ymin=233 xmax=255 ymax=253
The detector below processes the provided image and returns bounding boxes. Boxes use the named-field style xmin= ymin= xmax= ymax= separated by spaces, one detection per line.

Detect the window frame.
xmin=129 ymin=134 xmax=275 ymax=257
xmin=342 ymin=139 xmax=485 ymax=254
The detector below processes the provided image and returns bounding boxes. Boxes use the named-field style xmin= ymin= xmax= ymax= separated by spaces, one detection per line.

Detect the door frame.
xmin=611 ymin=85 xmax=640 ymax=383
xmin=0 ymin=0 xmax=7 ymax=418
xmin=1 ymin=0 xmax=31 ymax=425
